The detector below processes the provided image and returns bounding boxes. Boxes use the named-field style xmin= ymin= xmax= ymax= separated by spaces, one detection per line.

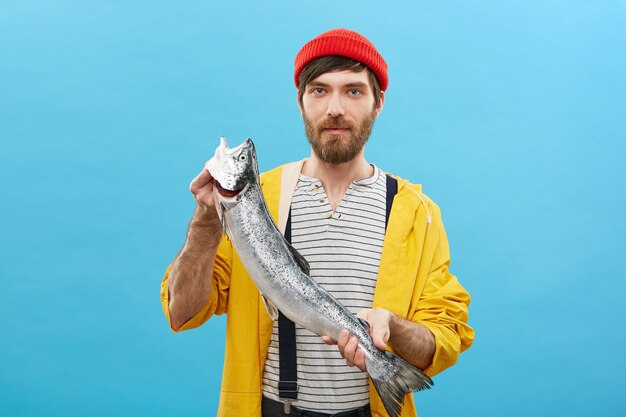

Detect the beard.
xmin=304 ymin=111 xmax=376 ymax=165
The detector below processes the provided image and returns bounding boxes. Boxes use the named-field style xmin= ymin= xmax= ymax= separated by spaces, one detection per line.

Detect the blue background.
xmin=2 ymin=1 xmax=625 ymax=416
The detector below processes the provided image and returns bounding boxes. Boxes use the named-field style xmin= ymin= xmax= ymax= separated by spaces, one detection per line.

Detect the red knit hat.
xmin=294 ymin=28 xmax=388 ymax=92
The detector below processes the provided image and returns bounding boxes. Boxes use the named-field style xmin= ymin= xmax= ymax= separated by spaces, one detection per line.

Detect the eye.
xmin=311 ymin=87 xmax=325 ymax=95
xmin=239 ymin=154 xmax=247 ymax=161
xmin=348 ymin=89 xmax=362 ymax=96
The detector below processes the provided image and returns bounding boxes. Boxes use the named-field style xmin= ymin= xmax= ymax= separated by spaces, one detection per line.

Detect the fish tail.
xmin=367 ymin=351 xmax=433 ymax=417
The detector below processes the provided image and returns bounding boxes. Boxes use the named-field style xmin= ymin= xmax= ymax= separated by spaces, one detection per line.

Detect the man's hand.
xmin=189 ymin=168 xmax=220 ymax=222
xmin=322 ymin=308 xmax=393 ymax=371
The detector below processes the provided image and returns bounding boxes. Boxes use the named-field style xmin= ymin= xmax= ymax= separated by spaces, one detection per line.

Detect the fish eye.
xmin=239 ymin=154 xmax=246 ymax=161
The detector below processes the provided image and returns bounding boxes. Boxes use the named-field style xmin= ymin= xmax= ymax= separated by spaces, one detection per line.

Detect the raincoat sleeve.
xmin=160 ymin=234 xmax=233 ymax=332
xmin=411 ymin=203 xmax=474 ymax=377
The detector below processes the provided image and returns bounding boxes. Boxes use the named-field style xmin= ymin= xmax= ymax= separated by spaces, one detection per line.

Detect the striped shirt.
xmin=262 ymin=165 xmax=388 ymax=412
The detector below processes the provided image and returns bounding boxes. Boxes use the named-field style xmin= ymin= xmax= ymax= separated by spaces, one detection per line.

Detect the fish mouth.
xmin=214 ymin=179 xmax=243 ymax=198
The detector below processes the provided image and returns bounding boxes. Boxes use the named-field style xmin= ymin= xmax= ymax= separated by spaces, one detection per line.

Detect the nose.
xmin=326 ymin=92 xmax=345 ymax=118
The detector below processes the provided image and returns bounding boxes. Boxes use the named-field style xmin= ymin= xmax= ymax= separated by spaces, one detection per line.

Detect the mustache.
xmin=317 ymin=116 xmax=355 ymax=131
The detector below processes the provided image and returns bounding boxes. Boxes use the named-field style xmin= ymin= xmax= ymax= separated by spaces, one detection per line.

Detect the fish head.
xmin=205 ymin=137 xmax=259 ymax=200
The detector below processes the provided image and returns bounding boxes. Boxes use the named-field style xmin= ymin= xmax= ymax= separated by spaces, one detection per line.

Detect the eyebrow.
xmin=308 ymin=81 xmax=369 ymax=89
xmin=345 ymin=82 xmax=369 ymax=88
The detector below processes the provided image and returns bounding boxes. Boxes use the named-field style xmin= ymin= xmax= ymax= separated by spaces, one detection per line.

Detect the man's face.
xmin=300 ymin=70 xmax=384 ymax=165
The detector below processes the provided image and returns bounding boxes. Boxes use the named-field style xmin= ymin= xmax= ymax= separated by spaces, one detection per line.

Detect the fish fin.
xmin=358 ymin=317 xmax=370 ymax=332
xmin=260 ymin=294 xmax=279 ymax=320
xmin=286 ymin=242 xmax=310 ymax=275
xmin=367 ymin=352 xmax=434 ymax=417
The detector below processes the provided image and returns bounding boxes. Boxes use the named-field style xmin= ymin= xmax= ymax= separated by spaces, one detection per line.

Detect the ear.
xmin=373 ymin=91 xmax=385 ymax=118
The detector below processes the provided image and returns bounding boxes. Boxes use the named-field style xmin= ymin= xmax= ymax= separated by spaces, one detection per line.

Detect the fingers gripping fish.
xmin=205 ymin=137 xmax=433 ymax=417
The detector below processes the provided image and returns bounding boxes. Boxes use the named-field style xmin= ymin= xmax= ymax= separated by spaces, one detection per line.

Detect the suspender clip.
xmin=283 ymin=399 xmax=293 ymax=415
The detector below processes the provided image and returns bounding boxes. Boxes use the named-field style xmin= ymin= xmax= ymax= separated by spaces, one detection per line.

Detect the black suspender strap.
xmin=385 ymin=174 xmax=398 ymax=230
xmin=277 ymin=175 xmax=398 ymax=411
xmin=278 ymin=210 xmax=298 ymax=407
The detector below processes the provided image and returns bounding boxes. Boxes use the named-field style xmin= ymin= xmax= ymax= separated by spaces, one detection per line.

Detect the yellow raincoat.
xmin=161 ymin=161 xmax=474 ymax=417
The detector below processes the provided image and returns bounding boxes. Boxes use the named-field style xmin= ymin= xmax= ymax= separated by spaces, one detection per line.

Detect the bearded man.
xmin=161 ymin=29 xmax=474 ymax=417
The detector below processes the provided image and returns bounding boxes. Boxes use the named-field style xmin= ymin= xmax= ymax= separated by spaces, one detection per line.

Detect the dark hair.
xmin=297 ymin=55 xmax=383 ymax=108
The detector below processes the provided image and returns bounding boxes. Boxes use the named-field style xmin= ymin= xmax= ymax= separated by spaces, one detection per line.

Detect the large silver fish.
xmin=205 ymin=137 xmax=433 ymax=417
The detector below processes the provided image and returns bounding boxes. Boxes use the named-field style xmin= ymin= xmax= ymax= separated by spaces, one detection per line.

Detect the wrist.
xmin=184 ymin=207 xmax=223 ymax=251
xmin=191 ymin=204 xmax=221 ymax=228
xmin=387 ymin=311 xmax=401 ymax=343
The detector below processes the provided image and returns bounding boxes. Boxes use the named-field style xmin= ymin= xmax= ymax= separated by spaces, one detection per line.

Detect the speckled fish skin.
xmin=206 ymin=137 xmax=433 ymax=417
